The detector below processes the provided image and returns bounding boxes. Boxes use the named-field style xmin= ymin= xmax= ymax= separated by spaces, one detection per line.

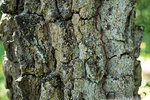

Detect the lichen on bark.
xmin=0 ymin=0 xmax=143 ymax=100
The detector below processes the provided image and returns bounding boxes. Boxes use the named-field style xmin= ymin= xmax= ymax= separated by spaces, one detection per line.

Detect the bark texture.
xmin=0 ymin=0 xmax=144 ymax=100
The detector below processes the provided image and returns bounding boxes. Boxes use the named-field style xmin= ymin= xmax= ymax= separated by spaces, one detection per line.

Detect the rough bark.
xmin=0 ymin=0 xmax=143 ymax=100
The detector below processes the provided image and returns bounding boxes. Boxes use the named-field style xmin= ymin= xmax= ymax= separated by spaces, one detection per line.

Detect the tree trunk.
xmin=0 ymin=0 xmax=144 ymax=100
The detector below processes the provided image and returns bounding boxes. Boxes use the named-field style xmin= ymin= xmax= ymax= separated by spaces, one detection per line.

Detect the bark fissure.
xmin=94 ymin=0 xmax=109 ymax=95
xmin=55 ymin=0 xmax=63 ymax=20
xmin=100 ymin=28 xmax=109 ymax=95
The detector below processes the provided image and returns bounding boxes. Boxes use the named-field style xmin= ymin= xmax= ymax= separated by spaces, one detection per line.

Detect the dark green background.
xmin=136 ymin=0 xmax=150 ymax=57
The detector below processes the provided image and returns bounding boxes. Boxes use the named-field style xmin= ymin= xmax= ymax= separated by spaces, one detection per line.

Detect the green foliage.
xmin=136 ymin=0 xmax=150 ymax=56
xmin=0 ymin=42 xmax=4 ymax=59
xmin=0 ymin=42 xmax=8 ymax=100
xmin=145 ymin=82 xmax=150 ymax=88
xmin=140 ymin=82 xmax=150 ymax=96
xmin=0 ymin=4 xmax=8 ymax=99
xmin=0 ymin=42 xmax=4 ymax=75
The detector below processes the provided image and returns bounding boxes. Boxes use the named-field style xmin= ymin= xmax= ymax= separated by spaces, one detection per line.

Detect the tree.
xmin=0 ymin=0 xmax=144 ymax=100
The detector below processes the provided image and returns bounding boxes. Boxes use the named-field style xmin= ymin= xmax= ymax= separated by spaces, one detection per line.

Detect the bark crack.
xmin=94 ymin=0 xmax=109 ymax=96
xmin=55 ymin=0 xmax=63 ymax=20
xmin=124 ymin=7 xmax=134 ymax=34
xmin=100 ymin=28 xmax=109 ymax=95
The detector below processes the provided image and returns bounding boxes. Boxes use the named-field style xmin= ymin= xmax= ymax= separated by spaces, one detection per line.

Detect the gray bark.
xmin=0 ymin=0 xmax=144 ymax=100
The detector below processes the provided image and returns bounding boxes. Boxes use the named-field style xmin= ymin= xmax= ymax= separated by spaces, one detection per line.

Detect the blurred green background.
xmin=0 ymin=0 xmax=150 ymax=100
xmin=136 ymin=0 xmax=150 ymax=57
xmin=0 ymin=8 xmax=9 ymax=100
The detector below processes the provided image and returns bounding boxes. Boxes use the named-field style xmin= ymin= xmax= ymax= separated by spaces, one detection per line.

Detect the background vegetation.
xmin=0 ymin=0 xmax=150 ymax=99
xmin=136 ymin=0 xmax=150 ymax=57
